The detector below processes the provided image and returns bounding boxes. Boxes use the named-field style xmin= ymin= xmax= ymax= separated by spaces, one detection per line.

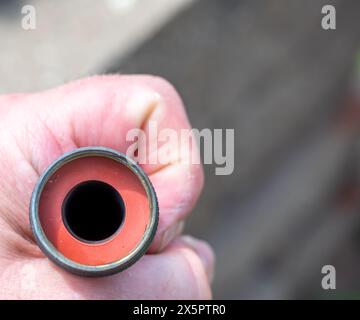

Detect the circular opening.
xmin=62 ymin=180 xmax=125 ymax=243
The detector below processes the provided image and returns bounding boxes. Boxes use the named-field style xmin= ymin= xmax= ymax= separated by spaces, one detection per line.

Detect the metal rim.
xmin=30 ymin=147 xmax=159 ymax=277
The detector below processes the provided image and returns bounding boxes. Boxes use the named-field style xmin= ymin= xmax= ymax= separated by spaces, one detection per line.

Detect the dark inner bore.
xmin=62 ymin=180 xmax=125 ymax=242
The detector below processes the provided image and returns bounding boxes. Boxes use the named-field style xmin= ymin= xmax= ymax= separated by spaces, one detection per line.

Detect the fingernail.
xmin=181 ymin=235 xmax=215 ymax=283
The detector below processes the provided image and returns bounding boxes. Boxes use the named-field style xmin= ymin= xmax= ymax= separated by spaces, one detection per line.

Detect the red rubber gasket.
xmin=30 ymin=147 xmax=158 ymax=276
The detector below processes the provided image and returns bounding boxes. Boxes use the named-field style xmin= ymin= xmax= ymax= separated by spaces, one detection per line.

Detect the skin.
xmin=0 ymin=75 xmax=214 ymax=299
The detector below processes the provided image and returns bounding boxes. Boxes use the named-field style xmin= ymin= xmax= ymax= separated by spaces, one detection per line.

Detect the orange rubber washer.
xmin=30 ymin=147 xmax=158 ymax=276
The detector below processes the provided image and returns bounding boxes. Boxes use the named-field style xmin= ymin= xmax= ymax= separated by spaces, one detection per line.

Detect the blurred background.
xmin=1 ymin=0 xmax=360 ymax=299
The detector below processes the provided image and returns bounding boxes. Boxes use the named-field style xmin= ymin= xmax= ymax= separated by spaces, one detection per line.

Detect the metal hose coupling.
xmin=30 ymin=147 xmax=158 ymax=276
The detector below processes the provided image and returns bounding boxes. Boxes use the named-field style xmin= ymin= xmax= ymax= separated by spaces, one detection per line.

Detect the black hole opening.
xmin=62 ymin=180 xmax=125 ymax=242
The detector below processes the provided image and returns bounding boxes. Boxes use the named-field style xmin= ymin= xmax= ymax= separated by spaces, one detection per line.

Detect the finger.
xmin=0 ymin=75 xmax=203 ymax=251
xmin=2 ymin=236 xmax=214 ymax=299
xmin=174 ymin=235 xmax=215 ymax=284
xmin=150 ymin=219 xmax=185 ymax=253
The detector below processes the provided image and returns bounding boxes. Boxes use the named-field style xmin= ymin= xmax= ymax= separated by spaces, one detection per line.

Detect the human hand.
xmin=0 ymin=75 xmax=214 ymax=299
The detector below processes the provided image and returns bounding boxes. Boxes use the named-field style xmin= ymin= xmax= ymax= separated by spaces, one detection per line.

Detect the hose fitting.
xmin=30 ymin=147 xmax=158 ymax=276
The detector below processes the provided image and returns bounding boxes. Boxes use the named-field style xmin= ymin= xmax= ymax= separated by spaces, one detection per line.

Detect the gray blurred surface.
xmin=0 ymin=0 xmax=194 ymax=93
xmin=106 ymin=0 xmax=360 ymax=298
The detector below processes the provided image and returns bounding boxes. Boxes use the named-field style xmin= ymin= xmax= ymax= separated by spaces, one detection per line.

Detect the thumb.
xmin=0 ymin=75 xmax=203 ymax=254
